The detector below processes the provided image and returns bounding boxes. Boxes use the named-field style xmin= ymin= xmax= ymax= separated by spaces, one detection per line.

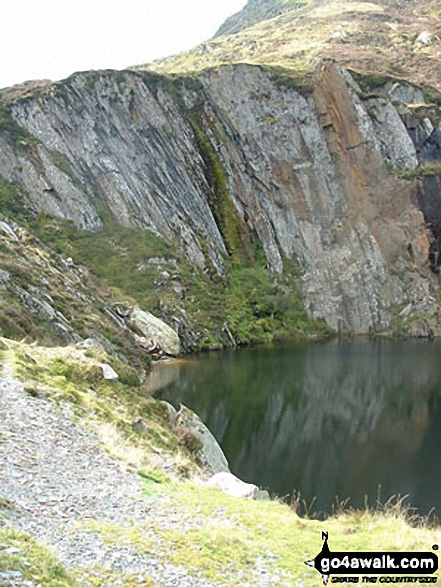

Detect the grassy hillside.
xmin=144 ymin=0 xmax=441 ymax=90
xmin=28 ymin=213 xmax=331 ymax=350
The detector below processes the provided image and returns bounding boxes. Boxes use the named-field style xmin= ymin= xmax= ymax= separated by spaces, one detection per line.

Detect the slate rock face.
xmin=0 ymin=63 xmax=436 ymax=333
xmin=198 ymin=63 xmax=429 ymax=331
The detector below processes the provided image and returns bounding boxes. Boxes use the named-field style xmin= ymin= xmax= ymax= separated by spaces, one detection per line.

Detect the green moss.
xmin=48 ymin=149 xmax=77 ymax=182
xmin=187 ymin=115 xmax=252 ymax=265
xmin=349 ymin=70 xmax=397 ymax=95
xmin=422 ymin=85 xmax=441 ymax=107
xmin=264 ymin=65 xmax=314 ymax=94
xmin=0 ymin=176 xmax=33 ymax=221
xmin=140 ymin=72 xmax=255 ymax=266
xmin=350 ymin=71 xmax=441 ymax=111
xmin=138 ymin=468 xmax=168 ymax=484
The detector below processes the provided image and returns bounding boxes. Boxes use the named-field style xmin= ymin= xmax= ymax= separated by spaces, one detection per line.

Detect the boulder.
xmin=80 ymin=333 xmax=114 ymax=355
xmin=0 ymin=269 xmax=10 ymax=284
xmin=176 ymin=404 xmax=229 ymax=475
xmin=409 ymin=321 xmax=434 ymax=340
xmin=0 ymin=221 xmax=18 ymax=241
xmin=206 ymin=472 xmax=270 ymax=500
xmin=132 ymin=418 xmax=148 ymax=434
xmin=53 ymin=322 xmax=82 ymax=344
xmin=415 ymin=31 xmax=437 ymax=46
xmin=130 ymin=307 xmax=180 ymax=357
xmin=99 ymin=363 xmax=119 ymax=381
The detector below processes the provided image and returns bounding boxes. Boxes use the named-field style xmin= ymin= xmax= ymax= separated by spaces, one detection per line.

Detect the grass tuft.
xmin=0 ymin=527 xmax=77 ymax=586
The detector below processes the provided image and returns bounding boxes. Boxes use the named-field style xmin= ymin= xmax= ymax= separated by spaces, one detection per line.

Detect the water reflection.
xmin=153 ymin=339 xmax=441 ymax=516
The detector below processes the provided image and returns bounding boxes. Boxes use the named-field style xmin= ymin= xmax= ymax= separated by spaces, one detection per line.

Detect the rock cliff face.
xmin=0 ymin=62 xmax=439 ymax=333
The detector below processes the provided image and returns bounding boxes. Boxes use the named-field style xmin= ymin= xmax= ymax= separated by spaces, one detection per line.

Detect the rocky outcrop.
xmin=174 ymin=404 xmax=270 ymax=498
xmin=0 ymin=62 xmax=438 ymax=333
xmin=197 ymin=63 xmax=431 ymax=331
xmin=0 ymin=214 xmax=156 ymax=365
xmin=0 ymin=72 xmax=227 ymax=272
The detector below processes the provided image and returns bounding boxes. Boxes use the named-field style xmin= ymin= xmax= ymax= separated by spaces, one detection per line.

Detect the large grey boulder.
xmin=206 ymin=472 xmax=270 ymax=500
xmin=130 ymin=307 xmax=180 ymax=357
xmin=176 ymin=404 xmax=230 ymax=475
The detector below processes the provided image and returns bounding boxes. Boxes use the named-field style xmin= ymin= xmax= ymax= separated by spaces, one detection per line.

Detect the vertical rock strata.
xmin=199 ymin=63 xmax=430 ymax=331
xmin=0 ymin=63 xmax=434 ymax=332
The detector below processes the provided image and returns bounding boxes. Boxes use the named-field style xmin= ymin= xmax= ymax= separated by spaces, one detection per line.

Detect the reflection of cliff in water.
xmin=155 ymin=340 xmax=441 ymax=516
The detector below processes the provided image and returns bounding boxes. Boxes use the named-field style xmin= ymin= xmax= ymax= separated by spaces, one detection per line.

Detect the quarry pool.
xmin=153 ymin=339 xmax=441 ymax=518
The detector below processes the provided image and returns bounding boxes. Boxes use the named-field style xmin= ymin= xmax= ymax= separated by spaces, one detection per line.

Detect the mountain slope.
xmin=148 ymin=0 xmax=441 ymax=91
xmin=214 ymin=0 xmax=300 ymax=37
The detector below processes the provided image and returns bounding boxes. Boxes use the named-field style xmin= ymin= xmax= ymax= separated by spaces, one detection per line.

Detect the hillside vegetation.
xmin=0 ymin=178 xmax=330 ymax=353
xmin=145 ymin=0 xmax=441 ymax=90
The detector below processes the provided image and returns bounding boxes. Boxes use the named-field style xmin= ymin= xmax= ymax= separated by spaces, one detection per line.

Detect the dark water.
xmin=153 ymin=339 xmax=441 ymax=517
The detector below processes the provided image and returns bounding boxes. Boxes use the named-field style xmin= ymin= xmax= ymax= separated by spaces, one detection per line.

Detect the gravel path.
xmin=0 ymin=373 xmax=291 ymax=587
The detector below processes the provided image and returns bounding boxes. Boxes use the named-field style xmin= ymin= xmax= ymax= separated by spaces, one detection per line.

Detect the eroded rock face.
xmin=0 ymin=63 xmax=435 ymax=333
